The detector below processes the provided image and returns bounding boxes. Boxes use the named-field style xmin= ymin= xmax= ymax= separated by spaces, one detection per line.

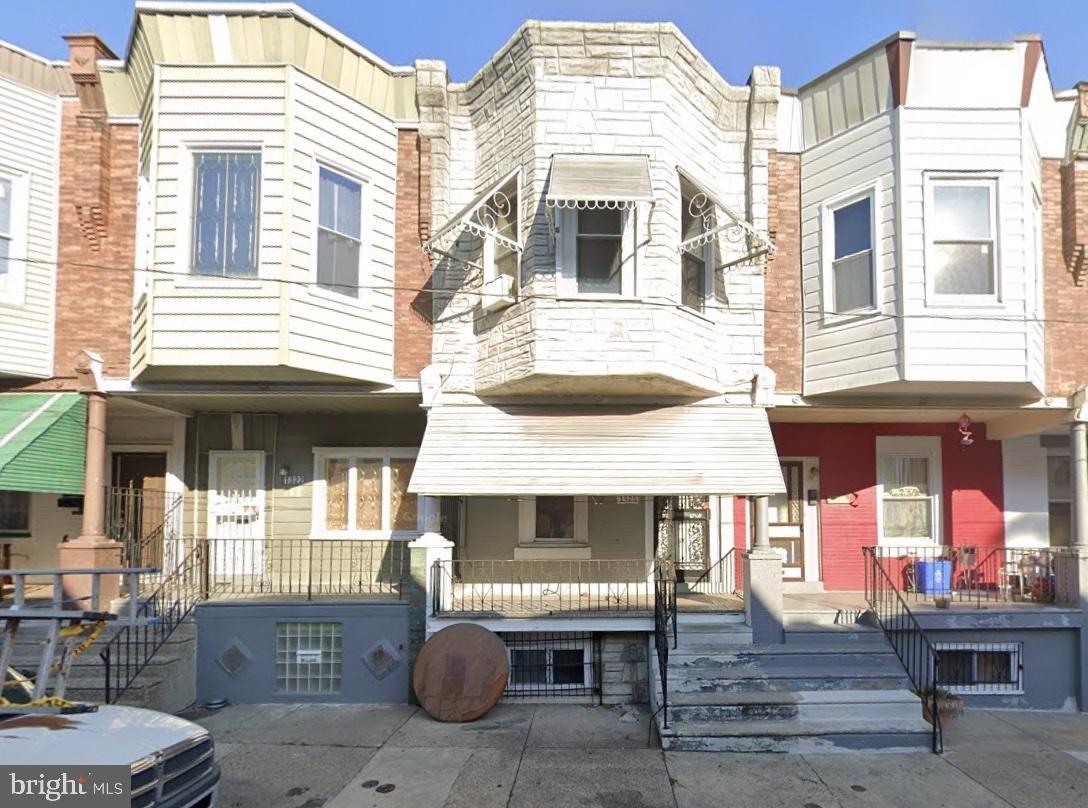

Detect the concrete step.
xmin=663 ymin=668 xmax=912 ymax=694
xmin=658 ymin=718 xmax=933 ymax=752
xmin=784 ymin=625 xmax=887 ymax=645
xmin=676 ymin=612 xmax=746 ymax=627
xmin=666 ymin=689 xmax=923 ymax=724
xmin=663 ymin=652 xmax=907 ymax=677
xmin=669 ymin=643 xmax=894 ymax=659
xmin=783 ymin=609 xmax=867 ymax=628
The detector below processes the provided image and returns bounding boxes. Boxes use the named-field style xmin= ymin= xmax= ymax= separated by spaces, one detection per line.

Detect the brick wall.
xmin=393 ymin=128 xmax=433 ymax=381
xmin=51 ymin=110 xmax=138 ymax=383
xmin=764 ymin=151 xmax=802 ymax=394
xmin=770 ymin=422 xmax=1005 ymax=590
xmin=1048 ymin=158 xmax=1088 ymax=395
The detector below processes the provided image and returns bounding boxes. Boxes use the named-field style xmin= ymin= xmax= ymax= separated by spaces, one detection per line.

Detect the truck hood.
xmin=0 ymin=706 xmax=209 ymax=766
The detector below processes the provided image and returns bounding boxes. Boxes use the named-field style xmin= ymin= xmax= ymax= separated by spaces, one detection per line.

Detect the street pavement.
xmin=189 ymin=702 xmax=1088 ymax=808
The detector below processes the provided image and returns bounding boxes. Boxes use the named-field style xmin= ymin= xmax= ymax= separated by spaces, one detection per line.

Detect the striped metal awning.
xmin=0 ymin=393 xmax=86 ymax=494
xmin=545 ymin=154 xmax=655 ymax=209
xmin=409 ymin=404 xmax=784 ymax=496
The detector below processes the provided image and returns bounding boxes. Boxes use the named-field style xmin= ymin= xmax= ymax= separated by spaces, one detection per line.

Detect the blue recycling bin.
xmin=915 ymin=560 xmax=952 ymax=594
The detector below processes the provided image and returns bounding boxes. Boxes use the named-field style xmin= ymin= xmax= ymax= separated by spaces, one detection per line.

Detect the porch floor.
xmin=440 ymin=591 xmax=742 ymax=619
xmin=783 ymin=591 xmax=1077 ymax=615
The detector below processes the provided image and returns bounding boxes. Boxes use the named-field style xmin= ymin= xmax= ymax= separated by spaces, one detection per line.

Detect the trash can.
xmin=915 ymin=559 xmax=952 ymax=594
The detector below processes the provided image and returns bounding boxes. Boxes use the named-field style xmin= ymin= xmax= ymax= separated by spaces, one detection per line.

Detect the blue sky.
xmin=9 ymin=0 xmax=1088 ymax=90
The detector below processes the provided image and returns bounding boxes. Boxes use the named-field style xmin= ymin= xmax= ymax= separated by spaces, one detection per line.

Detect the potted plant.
xmin=916 ymin=687 xmax=964 ymax=725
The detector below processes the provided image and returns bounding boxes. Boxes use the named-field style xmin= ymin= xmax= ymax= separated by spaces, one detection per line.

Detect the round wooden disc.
xmin=413 ymin=624 xmax=509 ymax=722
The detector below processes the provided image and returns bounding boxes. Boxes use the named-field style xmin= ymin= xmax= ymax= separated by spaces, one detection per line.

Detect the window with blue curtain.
xmin=192 ymin=152 xmax=260 ymax=277
xmin=317 ymin=167 xmax=363 ymax=296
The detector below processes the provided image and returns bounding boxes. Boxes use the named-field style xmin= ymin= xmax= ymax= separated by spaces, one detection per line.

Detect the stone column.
xmin=59 ymin=351 xmax=122 ymax=608
xmin=744 ymin=495 xmax=784 ymax=644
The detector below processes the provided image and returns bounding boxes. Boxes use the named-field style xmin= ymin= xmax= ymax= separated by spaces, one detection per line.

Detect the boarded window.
xmin=317 ymin=168 xmax=363 ymax=296
xmin=389 ymin=459 xmax=417 ymax=532
xmin=192 ymin=152 xmax=261 ymax=277
xmin=356 ymin=459 xmax=382 ymax=531
xmin=324 ymin=459 xmax=349 ymax=531
xmin=316 ymin=452 xmax=418 ymax=534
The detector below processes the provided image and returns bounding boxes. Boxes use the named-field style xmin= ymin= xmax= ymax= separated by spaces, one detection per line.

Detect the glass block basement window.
xmin=276 ymin=622 xmax=343 ymax=694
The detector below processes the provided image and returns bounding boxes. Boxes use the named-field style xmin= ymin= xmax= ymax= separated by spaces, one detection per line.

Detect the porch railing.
xmin=106 ymin=486 xmax=183 ymax=581
xmin=688 ymin=548 xmax=738 ymax=595
xmin=653 ymin=558 xmax=677 ymax=731
xmin=431 ymin=558 xmax=655 ymax=616
xmin=867 ymin=545 xmax=1079 ymax=606
xmin=863 ymin=547 xmax=943 ymax=754
xmin=203 ymin=538 xmax=409 ymax=600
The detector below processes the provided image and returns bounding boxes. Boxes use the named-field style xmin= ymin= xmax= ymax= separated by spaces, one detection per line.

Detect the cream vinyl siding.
xmin=0 ymin=75 xmax=60 ymax=379
xmin=899 ymin=106 xmax=1041 ymax=389
xmin=135 ymin=63 xmax=397 ymax=383
xmin=410 ymin=405 xmax=785 ymax=496
xmin=801 ymin=112 xmax=900 ymax=394
xmin=800 ymin=46 xmax=892 ymax=148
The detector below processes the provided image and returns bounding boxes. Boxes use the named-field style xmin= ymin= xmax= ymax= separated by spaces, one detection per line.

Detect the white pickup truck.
xmin=1 ymin=670 xmax=220 ymax=808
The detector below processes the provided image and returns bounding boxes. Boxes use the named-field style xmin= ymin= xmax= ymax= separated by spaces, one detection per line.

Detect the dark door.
xmin=109 ymin=452 xmax=168 ymax=565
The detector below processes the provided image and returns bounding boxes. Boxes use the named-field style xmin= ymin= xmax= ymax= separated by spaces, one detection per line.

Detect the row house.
xmin=2 ymin=2 xmax=1088 ymax=750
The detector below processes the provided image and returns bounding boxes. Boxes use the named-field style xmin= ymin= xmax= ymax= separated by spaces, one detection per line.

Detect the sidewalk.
xmin=191 ymin=703 xmax=1088 ymax=808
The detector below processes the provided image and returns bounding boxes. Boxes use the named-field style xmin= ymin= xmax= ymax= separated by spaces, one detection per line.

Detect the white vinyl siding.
xmin=0 ymin=75 xmax=59 ymax=378
xmin=310 ymin=448 xmax=419 ymax=539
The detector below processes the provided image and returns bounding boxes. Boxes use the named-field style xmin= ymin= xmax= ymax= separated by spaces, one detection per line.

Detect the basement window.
xmin=502 ymin=633 xmax=596 ymax=696
xmin=935 ymin=642 xmax=1022 ymax=694
xmin=275 ymin=622 xmax=342 ymax=694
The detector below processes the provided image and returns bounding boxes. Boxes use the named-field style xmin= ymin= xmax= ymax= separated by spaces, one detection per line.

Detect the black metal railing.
xmin=203 ymin=537 xmax=409 ymax=600
xmin=106 ymin=486 xmax=183 ymax=579
xmin=100 ymin=543 xmax=205 ymax=704
xmin=498 ymin=632 xmax=601 ymax=701
xmin=653 ymin=558 xmax=677 ymax=731
xmin=688 ymin=548 xmax=737 ymax=595
xmin=867 ymin=545 xmax=1079 ymax=606
xmin=863 ymin=547 xmax=943 ymax=754
xmin=431 ymin=558 xmax=654 ymax=616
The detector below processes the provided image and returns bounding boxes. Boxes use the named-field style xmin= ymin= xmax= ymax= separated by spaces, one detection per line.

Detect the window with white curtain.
xmin=192 ymin=151 xmax=261 ymax=277
xmin=317 ymin=167 xmax=363 ymax=296
xmin=876 ymin=437 xmax=941 ymax=544
xmin=928 ymin=178 xmax=998 ymax=299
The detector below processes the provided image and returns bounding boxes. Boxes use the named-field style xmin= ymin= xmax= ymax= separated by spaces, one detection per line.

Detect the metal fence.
xmin=866 ymin=545 xmax=1079 ymax=606
xmin=432 ymin=558 xmax=655 ymax=616
xmin=203 ymin=538 xmax=409 ymax=600
xmin=688 ymin=548 xmax=739 ymax=595
xmin=105 ymin=486 xmax=183 ymax=582
xmin=498 ymin=632 xmax=601 ymax=701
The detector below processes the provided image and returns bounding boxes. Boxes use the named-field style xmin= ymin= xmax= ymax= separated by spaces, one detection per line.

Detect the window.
xmin=317 ymin=167 xmax=363 ymax=296
xmin=518 ymin=496 xmax=588 ymax=546
xmin=0 ymin=177 xmax=12 ymax=295
xmin=0 ymin=172 xmax=27 ymax=304
xmin=935 ymin=643 xmax=1022 ymax=694
xmin=192 ymin=151 xmax=261 ymax=277
xmin=504 ymin=636 xmax=594 ymax=693
xmin=876 ymin=437 xmax=941 ymax=544
xmin=576 ymin=209 xmax=624 ymax=294
xmin=828 ymin=195 xmax=874 ymax=313
xmin=680 ymin=181 xmax=711 ymax=313
xmin=0 ymin=491 xmax=30 ymax=535
xmin=928 ymin=179 xmax=997 ymax=298
xmin=276 ymin=622 xmax=342 ymax=694
xmin=313 ymin=450 xmax=418 ymax=536
xmin=1047 ymin=453 xmax=1071 ymax=547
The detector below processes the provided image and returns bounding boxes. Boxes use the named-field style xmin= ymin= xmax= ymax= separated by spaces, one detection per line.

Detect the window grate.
xmin=499 ymin=632 xmax=601 ymax=701
xmin=275 ymin=622 xmax=343 ymax=694
xmin=935 ymin=642 xmax=1023 ymax=694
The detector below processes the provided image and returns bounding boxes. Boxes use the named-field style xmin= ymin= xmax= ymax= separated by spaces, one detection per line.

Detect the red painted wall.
xmin=769 ymin=422 xmax=1005 ymax=590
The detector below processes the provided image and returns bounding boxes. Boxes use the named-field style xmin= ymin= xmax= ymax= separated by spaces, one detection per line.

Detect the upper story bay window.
xmin=548 ymin=154 xmax=653 ymax=298
xmin=822 ymin=188 xmax=877 ymax=315
xmin=192 ymin=151 xmax=261 ymax=277
xmin=679 ymin=178 xmax=712 ymax=313
xmin=0 ymin=172 xmax=27 ymax=305
xmin=0 ymin=177 xmax=13 ymax=299
xmin=317 ymin=167 xmax=364 ymax=297
xmin=927 ymin=178 xmax=998 ymax=301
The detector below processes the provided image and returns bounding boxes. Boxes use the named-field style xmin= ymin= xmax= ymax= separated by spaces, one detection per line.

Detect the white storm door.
xmin=208 ymin=451 xmax=266 ymax=575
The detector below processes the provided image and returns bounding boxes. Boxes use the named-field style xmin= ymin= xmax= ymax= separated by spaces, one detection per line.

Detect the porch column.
xmin=1073 ymin=422 xmax=1088 ymax=548
xmin=1070 ymin=417 xmax=1088 ymax=711
xmin=744 ymin=495 xmax=784 ymax=644
xmin=408 ymin=496 xmax=453 ymax=656
xmin=59 ymin=351 xmax=122 ymax=607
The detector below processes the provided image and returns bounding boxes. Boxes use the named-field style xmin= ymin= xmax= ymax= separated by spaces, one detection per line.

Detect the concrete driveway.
xmin=188 ymin=703 xmax=1088 ymax=808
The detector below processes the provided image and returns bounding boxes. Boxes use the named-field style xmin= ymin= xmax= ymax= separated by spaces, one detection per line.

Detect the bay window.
xmin=192 ymin=151 xmax=261 ymax=277
xmin=680 ymin=179 xmax=711 ymax=313
xmin=876 ymin=437 xmax=941 ymax=544
xmin=0 ymin=172 xmax=27 ymax=304
xmin=0 ymin=177 xmax=12 ymax=296
xmin=927 ymin=178 xmax=998 ymax=299
xmin=317 ymin=167 xmax=363 ymax=296
xmin=575 ymin=209 xmax=624 ymax=294
xmin=824 ymin=189 xmax=876 ymax=314
xmin=313 ymin=449 xmax=418 ymax=537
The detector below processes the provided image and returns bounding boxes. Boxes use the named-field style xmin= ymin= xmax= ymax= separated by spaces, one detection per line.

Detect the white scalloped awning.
xmin=545 ymin=154 xmax=654 ymax=209
xmin=424 ymin=167 xmax=521 ymax=255
xmin=409 ymin=404 xmax=784 ymax=496
xmin=677 ymin=166 xmax=775 ymax=259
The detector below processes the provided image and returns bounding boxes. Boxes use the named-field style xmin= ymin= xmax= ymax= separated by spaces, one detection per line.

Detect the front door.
xmin=208 ymin=451 xmax=265 ymax=576
xmin=769 ymin=461 xmax=804 ymax=580
xmin=654 ymin=495 xmax=710 ymax=579
xmin=109 ymin=452 xmax=168 ymax=566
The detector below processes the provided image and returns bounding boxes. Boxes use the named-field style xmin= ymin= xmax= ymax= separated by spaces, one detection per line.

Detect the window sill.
xmin=876 ymin=538 xmax=942 ymax=551
xmin=554 ymin=294 xmax=643 ymax=304
xmin=172 ymin=276 xmax=265 ymax=290
xmin=309 ymin=531 xmax=422 ymax=542
xmin=923 ymin=297 xmax=1005 ymax=310
xmin=514 ymin=544 xmax=592 ymax=560
xmin=820 ymin=307 xmax=882 ymax=327
xmin=306 ymin=285 xmax=368 ymax=310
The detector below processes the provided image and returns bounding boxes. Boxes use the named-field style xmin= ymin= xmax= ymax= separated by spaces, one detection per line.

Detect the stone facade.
xmin=420 ymin=22 xmax=779 ymax=399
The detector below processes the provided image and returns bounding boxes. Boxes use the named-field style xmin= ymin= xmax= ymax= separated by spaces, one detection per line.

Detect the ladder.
xmin=0 ymin=567 xmax=156 ymax=715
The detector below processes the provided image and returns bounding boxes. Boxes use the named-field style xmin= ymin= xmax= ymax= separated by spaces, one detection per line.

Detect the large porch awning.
xmin=409 ymin=404 xmax=784 ymax=496
xmin=0 ymin=392 xmax=86 ymax=493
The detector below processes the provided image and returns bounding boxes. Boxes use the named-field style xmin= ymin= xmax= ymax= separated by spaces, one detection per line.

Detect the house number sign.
xmin=615 ymin=496 xmax=640 ymax=505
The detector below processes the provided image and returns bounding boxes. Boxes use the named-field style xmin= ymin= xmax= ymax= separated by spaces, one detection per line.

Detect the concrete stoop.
xmin=652 ymin=616 xmax=933 ymax=752
xmin=6 ymin=619 xmax=197 ymax=714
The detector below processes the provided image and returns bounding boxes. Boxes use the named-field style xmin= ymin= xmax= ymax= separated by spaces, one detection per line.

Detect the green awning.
xmin=0 ymin=393 xmax=87 ymax=494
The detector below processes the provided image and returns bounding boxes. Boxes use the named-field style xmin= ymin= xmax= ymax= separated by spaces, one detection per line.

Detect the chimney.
xmin=63 ymin=34 xmax=118 ymax=252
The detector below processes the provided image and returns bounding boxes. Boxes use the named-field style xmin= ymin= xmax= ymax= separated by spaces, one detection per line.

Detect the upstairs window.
xmin=575 ymin=209 xmax=624 ymax=294
xmin=192 ymin=152 xmax=261 ymax=277
xmin=0 ymin=178 xmax=12 ymax=295
xmin=0 ymin=173 xmax=27 ymax=305
xmin=317 ymin=168 xmax=363 ymax=297
xmin=928 ymin=179 xmax=997 ymax=299
xmin=828 ymin=194 xmax=874 ymax=313
xmin=680 ymin=179 xmax=711 ymax=313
